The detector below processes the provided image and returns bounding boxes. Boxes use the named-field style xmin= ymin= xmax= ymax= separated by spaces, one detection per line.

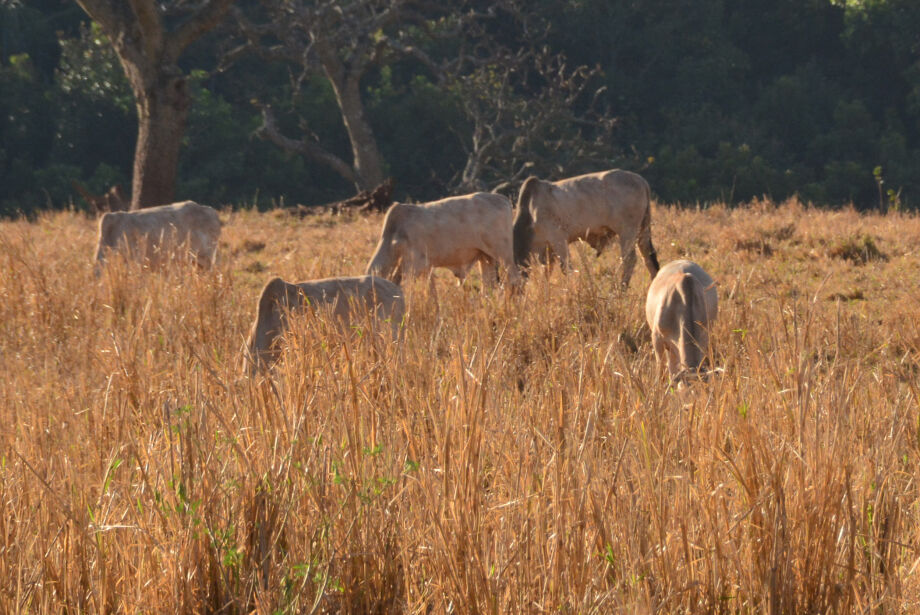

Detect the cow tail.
xmin=678 ymin=274 xmax=705 ymax=373
xmin=637 ymin=181 xmax=660 ymax=276
xmin=512 ymin=177 xmax=539 ymax=268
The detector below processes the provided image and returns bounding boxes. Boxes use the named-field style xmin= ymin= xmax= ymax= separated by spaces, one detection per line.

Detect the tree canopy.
xmin=1 ymin=0 xmax=919 ymax=215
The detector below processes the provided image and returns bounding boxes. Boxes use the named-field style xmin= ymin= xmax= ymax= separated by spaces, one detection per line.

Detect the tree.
xmin=440 ymin=27 xmax=617 ymax=192
xmin=229 ymin=1 xmax=617 ymax=196
xmin=72 ymin=0 xmax=234 ymax=209
xmin=229 ymin=0 xmax=444 ymax=192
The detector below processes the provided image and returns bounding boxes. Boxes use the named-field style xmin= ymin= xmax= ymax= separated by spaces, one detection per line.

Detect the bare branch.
xmin=255 ymin=104 xmax=358 ymax=186
xmin=73 ymin=0 xmax=133 ymax=35
xmin=224 ymin=6 xmax=310 ymax=68
xmin=170 ymin=0 xmax=235 ymax=60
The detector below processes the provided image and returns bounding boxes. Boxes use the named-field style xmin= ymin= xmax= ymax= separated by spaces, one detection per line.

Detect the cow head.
xmin=512 ymin=177 xmax=545 ymax=271
xmin=93 ymin=212 xmax=122 ymax=277
xmin=366 ymin=239 xmax=405 ymax=284
xmin=244 ymin=277 xmax=299 ymax=374
xmin=365 ymin=204 xmax=408 ymax=283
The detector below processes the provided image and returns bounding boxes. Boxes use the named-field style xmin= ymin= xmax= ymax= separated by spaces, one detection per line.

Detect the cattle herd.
xmin=94 ymin=168 xmax=718 ymax=385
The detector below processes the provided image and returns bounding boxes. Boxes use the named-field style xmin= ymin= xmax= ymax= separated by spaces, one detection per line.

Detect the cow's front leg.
xmin=549 ymin=236 xmax=570 ymax=272
xmin=478 ymin=257 xmax=498 ymax=290
xmin=425 ymin=268 xmax=440 ymax=306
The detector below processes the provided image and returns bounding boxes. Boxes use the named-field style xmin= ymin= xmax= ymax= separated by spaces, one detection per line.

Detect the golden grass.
xmin=1 ymin=200 xmax=919 ymax=613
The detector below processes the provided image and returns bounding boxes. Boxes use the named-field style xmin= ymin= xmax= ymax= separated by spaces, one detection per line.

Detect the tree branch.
xmin=72 ymin=0 xmax=132 ymax=35
xmin=170 ymin=0 xmax=236 ymax=60
xmin=126 ymin=0 xmax=164 ymax=60
xmin=255 ymin=104 xmax=357 ymax=186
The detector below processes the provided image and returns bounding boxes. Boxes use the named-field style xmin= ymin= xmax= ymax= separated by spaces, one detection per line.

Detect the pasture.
xmin=1 ymin=200 xmax=918 ymax=613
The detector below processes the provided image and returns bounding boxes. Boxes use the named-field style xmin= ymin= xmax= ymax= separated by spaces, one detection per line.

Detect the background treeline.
xmin=2 ymin=0 xmax=919 ymax=216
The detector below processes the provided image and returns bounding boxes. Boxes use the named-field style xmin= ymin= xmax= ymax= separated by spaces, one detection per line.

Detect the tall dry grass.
xmin=0 ymin=200 xmax=919 ymax=613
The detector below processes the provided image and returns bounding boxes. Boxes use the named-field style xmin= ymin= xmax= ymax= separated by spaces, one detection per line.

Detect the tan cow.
xmin=512 ymin=169 xmax=659 ymax=288
xmin=645 ymin=260 xmax=718 ymax=382
xmin=94 ymin=201 xmax=220 ymax=274
xmin=245 ymin=275 xmax=405 ymax=373
xmin=365 ymin=192 xmax=521 ymax=289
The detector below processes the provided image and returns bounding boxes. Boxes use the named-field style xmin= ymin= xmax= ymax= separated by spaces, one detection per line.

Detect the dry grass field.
xmin=1 ymin=200 xmax=919 ymax=613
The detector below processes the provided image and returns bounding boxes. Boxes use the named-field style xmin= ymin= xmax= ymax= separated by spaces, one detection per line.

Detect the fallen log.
xmin=291 ymin=178 xmax=395 ymax=217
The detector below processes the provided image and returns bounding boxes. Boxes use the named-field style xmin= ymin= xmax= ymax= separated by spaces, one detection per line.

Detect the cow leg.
xmin=549 ymin=235 xmax=570 ymax=272
xmin=665 ymin=340 xmax=682 ymax=379
xmin=426 ymin=268 xmax=439 ymax=304
xmin=503 ymin=256 xmax=523 ymax=289
xmin=586 ymin=229 xmax=614 ymax=255
xmin=618 ymin=233 xmax=638 ymax=290
xmin=652 ymin=332 xmax=667 ymax=372
xmin=449 ymin=265 xmax=469 ymax=285
xmin=479 ymin=255 xmax=498 ymax=291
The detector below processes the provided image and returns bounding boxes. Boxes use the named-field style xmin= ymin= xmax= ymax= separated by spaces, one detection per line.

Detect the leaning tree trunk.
xmin=332 ymin=77 xmax=385 ymax=192
xmin=314 ymin=39 xmax=385 ymax=192
xmin=130 ymin=71 xmax=190 ymax=209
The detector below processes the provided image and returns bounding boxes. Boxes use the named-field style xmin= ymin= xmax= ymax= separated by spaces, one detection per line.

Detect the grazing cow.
xmin=94 ymin=201 xmax=220 ymax=274
xmin=512 ymin=169 xmax=659 ymax=288
xmin=245 ymin=275 xmax=405 ymax=373
xmin=645 ymin=260 xmax=718 ymax=382
xmin=365 ymin=192 xmax=521 ymax=289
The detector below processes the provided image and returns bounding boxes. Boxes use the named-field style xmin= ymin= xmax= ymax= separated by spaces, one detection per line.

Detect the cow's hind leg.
xmin=637 ymin=204 xmax=660 ymax=278
xmin=617 ymin=232 xmax=639 ymax=290
xmin=653 ymin=332 xmax=681 ymax=380
xmin=652 ymin=332 xmax=667 ymax=372
xmin=665 ymin=339 xmax=682 ymax=380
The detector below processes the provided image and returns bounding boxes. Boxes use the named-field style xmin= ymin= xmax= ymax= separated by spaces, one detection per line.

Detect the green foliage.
xmin=2 ymin=0 xmax=920 ymax=213
xmin=368 ymin=72 xmax=465 ymax=199
xmin=57 ymin=22 xmax=132 ymax=113
xmin=0 ymin=52 xmax=58 ymax=214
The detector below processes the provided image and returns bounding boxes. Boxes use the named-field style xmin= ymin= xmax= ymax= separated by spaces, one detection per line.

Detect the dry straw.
xmin=0 ymin=200 xmax=918 ymax=613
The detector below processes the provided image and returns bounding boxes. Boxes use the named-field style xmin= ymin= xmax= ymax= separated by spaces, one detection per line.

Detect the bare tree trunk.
xmin=332 ymin=77 xmax=385 ymax=191
xmin=131 ymin=72 xmax=190 ymax=209
xmin=314 ymin=40 xmax=385 ymax=192
xmin=73 ymin=0 xmax=234 ymax=210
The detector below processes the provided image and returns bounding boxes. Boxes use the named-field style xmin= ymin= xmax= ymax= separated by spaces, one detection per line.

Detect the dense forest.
xmin=1 ymin=0 xmax=918 ymax=215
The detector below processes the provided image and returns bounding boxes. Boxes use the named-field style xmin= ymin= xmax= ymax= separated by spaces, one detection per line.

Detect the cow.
xmin=512 ymin=169 xmax=659 ymax=289
xmin=645 ymin=260 xmax=718 ymax=383
xmin=244 ymin=275 xmax=405 ymax=373
xmin=94 ymin=201 xmax=221 ymax=274
xmin=365 ymin=192 xmax=521 ymax=290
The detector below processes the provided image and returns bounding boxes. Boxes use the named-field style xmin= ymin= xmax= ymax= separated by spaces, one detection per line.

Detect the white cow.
xmin=94 ymin=201 xmax=220 ymax=273
xmin=365 ymin=192 xmax=521 ymax=289
xmin=645 ymin=260 xmax=718 ymax=382
xmin=512 ymin=169 xmax=659 ymax=288
xmin=245 ymin=275 xmax=405 ymax=373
